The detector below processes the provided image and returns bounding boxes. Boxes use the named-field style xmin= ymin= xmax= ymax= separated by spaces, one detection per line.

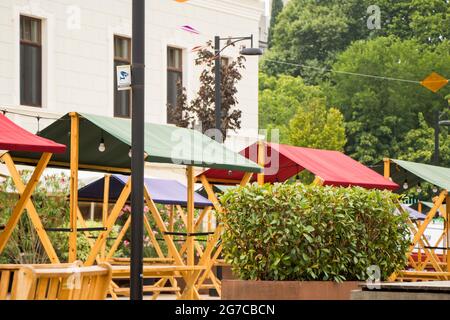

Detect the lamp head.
xmin=239 ymin=47 xmax=263 ymax=56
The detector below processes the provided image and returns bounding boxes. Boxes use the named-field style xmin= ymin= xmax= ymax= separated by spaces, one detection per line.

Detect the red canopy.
xmin=0 ymin=114 xmax=66 ymax=153
xmin=200 ymin=142 xmax=398 ymax=190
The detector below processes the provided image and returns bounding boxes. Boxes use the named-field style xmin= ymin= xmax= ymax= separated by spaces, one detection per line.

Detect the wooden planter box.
xmin=222 ymin=280 xmax=360 ymax=300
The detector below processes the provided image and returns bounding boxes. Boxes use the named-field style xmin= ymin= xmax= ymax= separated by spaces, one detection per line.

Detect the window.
xmin=167 ymin=47 xmax=183 ymax=124
xmin=20 ymin=16 xmax=42 ymax=107
xmin=114 ymin=36 xmax=131 ymax=118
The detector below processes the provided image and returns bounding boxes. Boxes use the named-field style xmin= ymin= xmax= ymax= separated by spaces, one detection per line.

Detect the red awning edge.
xmin=0 ymin=114 xmax=66 ymax=154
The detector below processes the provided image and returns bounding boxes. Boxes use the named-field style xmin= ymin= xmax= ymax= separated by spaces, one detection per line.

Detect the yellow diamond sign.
xmin=421 ymin=72 xmax=448 ymax=93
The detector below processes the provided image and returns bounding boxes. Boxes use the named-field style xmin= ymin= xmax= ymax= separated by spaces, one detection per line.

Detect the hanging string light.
xmin=433 ymin=185 xmax=438 ymax=193
xmin=403 ymin=179 xmax=409 ymax=190
xmin=416 ymin=182 xmax=422 ymax=193
xmin=98 ymin=131 xmax=106 ymax=152
xmin=128 ymin=147 xmax=132 ymax=158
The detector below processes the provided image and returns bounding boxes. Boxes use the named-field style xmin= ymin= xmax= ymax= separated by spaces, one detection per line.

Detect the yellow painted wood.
xmin=187 ymin=166 xmax=195 ymax=268
xmin=0 ymin=153 xmax=52 ymax=254
xmin=143 ymin=214 xmax=165 ymax=258
xmin=69 ymin=113 xmax=80 ymax=262
xmin=199 ymin=175 xmax=222 ymax=213
xmin=11 ymin=157 xmax=132 ymax=174
xmin=240 ymin=172 xmax=253 ymax=187
xmin=383 ymin=158 xmax=391 ymax=179
xmin=312 ymin=176 xmax=324 ymax=186
xmin=85 ymin=179 xmax=132 ymax=266
xmin=101 ymin=174 xmax=111 ymax=259
xmin=11 ymin=263 xmax=112 ymax=300
xmin=257 ymin=141 xmax=265 ymax=186
xmin=144 ymin=188 xmax=200 ymax=299
xmin=106 ymin=216 xmax=131 ymax=261
xmin=1 ymin=153 xmax=60 ymax=263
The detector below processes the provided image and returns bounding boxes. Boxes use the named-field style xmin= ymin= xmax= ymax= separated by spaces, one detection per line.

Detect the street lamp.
xmin=214 ymin=35 xmax=262 ymax=142
xmin=434 ymin=104 xmax=450 ymax=166
xmin=130 ymin=0 xmax=145 ymax=301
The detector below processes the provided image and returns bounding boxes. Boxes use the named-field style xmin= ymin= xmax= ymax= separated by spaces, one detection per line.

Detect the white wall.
xmin=0 ymin=0 xmax=264 ymax=142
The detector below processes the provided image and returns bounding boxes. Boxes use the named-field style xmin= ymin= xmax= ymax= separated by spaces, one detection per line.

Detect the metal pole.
xmin=214 ymin=36 xmax=222 ymax=142
xmin=131 ymin=0 xmax=145 ymax=301
xmin=434 ymin=109 xmax=440 ymax=166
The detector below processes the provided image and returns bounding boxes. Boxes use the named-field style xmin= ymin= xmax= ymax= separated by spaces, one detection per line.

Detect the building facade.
xmin=0 ymin=0 xmax=265 ymax=152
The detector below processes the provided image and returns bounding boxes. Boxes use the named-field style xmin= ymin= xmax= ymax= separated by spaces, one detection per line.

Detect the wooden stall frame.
xmin=384 ymin=158 xmax=450 ymax=281
xmin=0 ymin=153 xmax=60 ymax=263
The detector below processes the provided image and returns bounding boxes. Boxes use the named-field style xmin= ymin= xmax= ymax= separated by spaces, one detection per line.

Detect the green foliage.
xmin=219 ymin=183 xmax=409 ymax=282
xmin=0 ymin=172 xmax=70 ymax=264
xmin=259 ymin=73 xmax=346 ymax=150
xmin=268 ymin=0 xmax=284 ymax=48
xmin=259 ymin=73 xmax=324 ymax=131
xmin=376 ymin=0 xmax=450 ymax=45
xmin=329 ymin=37 xmax=450 ymax=164
xmin=261 ymin=0 xmax=372 ymax=83
xmin=288 ymin=98 xmax=347 ymax=151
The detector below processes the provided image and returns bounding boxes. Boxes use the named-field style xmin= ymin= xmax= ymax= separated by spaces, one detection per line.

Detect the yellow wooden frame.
xmin=384 ymin=158 xmax=450 ymax=281
xmin=0 ymin=153 xmax=60 ymax=263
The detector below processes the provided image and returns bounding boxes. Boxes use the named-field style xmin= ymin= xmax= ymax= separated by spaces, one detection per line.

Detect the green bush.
xmin=219 ymin=183 xmax=409 ymax=282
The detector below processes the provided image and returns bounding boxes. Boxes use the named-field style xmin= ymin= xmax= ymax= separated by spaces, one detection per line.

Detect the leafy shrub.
xmin=219 ymin=183 xmax=409 ymax=282
xmin=0 ymin=171 xmax=70 ymax=264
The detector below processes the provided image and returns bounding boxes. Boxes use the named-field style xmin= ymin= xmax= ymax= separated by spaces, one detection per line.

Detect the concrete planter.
xmin=222 ymin=280 xmax=360 ymax=300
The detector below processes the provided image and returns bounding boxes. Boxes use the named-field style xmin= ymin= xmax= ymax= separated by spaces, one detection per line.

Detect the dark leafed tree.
xmin=268 ymin=0 xmax=284 ymax=49
xmin=168 ymin=41 xmax=245 ymax=141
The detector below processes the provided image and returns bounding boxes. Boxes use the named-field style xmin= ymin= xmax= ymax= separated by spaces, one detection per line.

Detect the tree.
xmin=260 ymin=0 xmax=450 ymax=83
xmin=259 ymin=73 xmax=346 ymax=150
xmin=328 ymin=37 xmax=450 ymax=164
xmin=168 ymin=41 xmax=245 ymax=141
xmin=376 ymin=0 xmax=450 ymax=45
xmin=288 ymin=98 xmax=347 ymax=151
xmin=398 ymin=113 xmax=450 ymax=165
xmin=259 ymin=73 xmax=324 ymax=132
xmin=268 ymin=0 xmax=284 ymax=49
xmin=261 ymin=0 xmax=373 ymax=83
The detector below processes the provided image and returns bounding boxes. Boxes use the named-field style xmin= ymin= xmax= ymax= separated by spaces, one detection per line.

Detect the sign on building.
xmin=117 ymin=65 xmax=131 ymax=91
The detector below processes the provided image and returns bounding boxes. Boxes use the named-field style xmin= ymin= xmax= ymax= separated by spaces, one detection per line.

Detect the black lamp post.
xmin=214 ymin=34 xmax=262 ymax=142
xmin=131 ymin=0 xmax=145 ymax=301
xmin=434 ymin=99 xmax=450 ymax=166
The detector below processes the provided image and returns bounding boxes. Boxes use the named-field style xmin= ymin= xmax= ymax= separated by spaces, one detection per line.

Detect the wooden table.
xmin=111 ymin=265 xmax=205 ymax=300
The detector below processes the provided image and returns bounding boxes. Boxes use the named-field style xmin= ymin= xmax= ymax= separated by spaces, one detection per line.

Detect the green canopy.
xmin=390 ymin=159 xmax=450 ymax=191
xmin=10 ymin=113 xmax=262 ymax=173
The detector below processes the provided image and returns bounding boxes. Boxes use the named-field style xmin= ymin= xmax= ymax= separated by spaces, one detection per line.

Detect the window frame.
xmin=166 ymin=46 xmax=184 ymax=124
xmin=113 ymin=35 xmax=132 ymax=118
xmin=20 ymin=15 xmax=42 ymax=108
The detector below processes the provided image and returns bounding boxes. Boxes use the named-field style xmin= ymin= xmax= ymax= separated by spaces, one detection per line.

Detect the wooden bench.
xmin=111 ymin=265 xmax=205 ymax=300
xmin=0 ymin=261 xmax=82 ymax=300
xmin=396 ymin=270 xmax=450 ymax=281
xmin=10 ymin=263 xmax=112 ymax=300
xmin=108 ymin=257 xmax=175 ymax=266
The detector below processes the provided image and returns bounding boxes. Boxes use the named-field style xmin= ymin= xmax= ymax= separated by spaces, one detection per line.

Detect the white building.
xmin=0 ymin=0 xmax=266 ymax=180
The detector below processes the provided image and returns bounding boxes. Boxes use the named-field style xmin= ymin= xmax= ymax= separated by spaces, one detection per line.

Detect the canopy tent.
xmin=9 ymin=112 xmax=262 ymax=174
xmin=381 ymin=158 xmax=450 ymax=281
xmin=400 ymin=204 xmax=427 ymax=221
xmin=0 ymin=114 xmax=66 ymax=153
xmin=78 ymin=174 xmax=212 ymax=208
xmin=199 ymin=142 xmax=398 ymax=190
xmin=0 ymin=114 xmax=66 ymax=264
xmin=196 ymin=185 xmax=236 ymax=199
xmin=4 ymin=112 xmax=258 ymax=299
xmin=378 ymin=159 xmax=450 ymax=192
